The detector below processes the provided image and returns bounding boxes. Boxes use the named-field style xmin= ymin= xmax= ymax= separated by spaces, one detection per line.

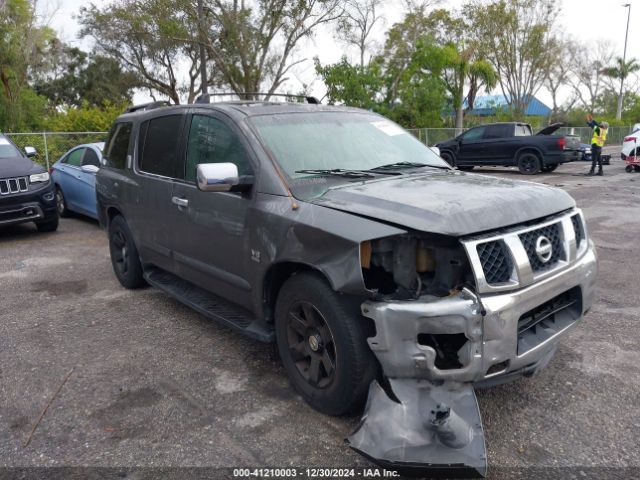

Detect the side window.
xmin=104 ymin=122 xmax=132 ymax=169
xmin=65 ymin=148 xmax=85 ymax=167
xmin=462 ymin=127 xmax=485 ymax=141
xmin=483 ymin=125 xmax=510 ymax=139
xmin=140 ymin=115 xmax=184 ymax=178
xmin=82 ymin=149 xmax=100 ymax=167
xmin=185 ymin=114 xmax=251 ymax=183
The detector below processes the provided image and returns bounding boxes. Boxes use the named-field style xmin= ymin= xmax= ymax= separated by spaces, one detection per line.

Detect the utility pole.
xmin=198 ymin=0 xmax=208 ymax=96
xmin=616 ymin=3 xmax=631 ymax=120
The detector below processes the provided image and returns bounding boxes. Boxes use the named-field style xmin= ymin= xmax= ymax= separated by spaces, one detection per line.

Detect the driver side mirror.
xmin=196 ymin=163 xmax=252 ymax=192
xmin=24 ymin=146 xmax=37 ymax=157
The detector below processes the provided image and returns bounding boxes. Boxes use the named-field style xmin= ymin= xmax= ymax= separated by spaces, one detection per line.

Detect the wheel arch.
xmin=514 ymin=146 xmax=544 ymax=163
xmin=105 ymin=206 xmax=123 ymax=228
xmin=262 ymin=261 xmax=336 ymax=323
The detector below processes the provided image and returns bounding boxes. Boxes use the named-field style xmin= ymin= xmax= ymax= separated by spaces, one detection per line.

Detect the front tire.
xmin=36 ymin=215 xmax=59 ymax=232
xmin=518 ymin=152 xmax=541 ymax=175
xmin=275 ymin=272 xmax=378 ymax=416
xmin=55 ymin=186 xmax=70 ymax=217
xmin=108 ymin=215 xmax=145 ymax=289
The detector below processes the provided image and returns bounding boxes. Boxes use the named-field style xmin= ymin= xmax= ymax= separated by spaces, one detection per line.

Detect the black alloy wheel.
xmin=518 ymin=152 xmax=541 ymax=175
xmin=55 ymin=187 xmax=69 ymax=217
xmin=285 ymin=300 xmax=337 ymax=389
xmin=275 ymin=272 xmax=378 ymax=416
xmin=108 ymin=215 xmax=145 ymax=289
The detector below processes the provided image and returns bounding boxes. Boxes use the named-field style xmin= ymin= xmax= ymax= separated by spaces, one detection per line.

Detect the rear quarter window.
xmin=139 ymin=115 xmax=184 ymax=178
xmin=104 ymin=122 xmax=133 ymax=169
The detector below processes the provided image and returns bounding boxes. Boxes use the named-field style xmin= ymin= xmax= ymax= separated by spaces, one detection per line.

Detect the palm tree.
xmin=601 ymin=57 xmax=640 ymax=119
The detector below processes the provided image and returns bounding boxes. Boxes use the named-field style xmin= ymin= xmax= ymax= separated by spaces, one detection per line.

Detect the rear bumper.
xmin=361 ymin=240 xmax=597 ymax=385
xmin=559 ymin=150 xmax=581 ymax=163
xmin=0 ymin=182 xmax=57 ymax=227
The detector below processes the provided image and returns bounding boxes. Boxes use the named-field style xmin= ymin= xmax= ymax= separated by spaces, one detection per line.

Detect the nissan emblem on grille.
xmin=535 ymin=235 xmax=553 ymax=263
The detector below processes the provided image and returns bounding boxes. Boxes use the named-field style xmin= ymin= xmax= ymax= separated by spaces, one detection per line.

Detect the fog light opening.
xmin=486 ymin=360 xmax=510 ymax=377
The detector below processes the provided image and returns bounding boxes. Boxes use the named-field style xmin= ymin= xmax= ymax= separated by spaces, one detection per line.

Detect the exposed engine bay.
xmin=361 ymin=234 xmax=474 ymax=299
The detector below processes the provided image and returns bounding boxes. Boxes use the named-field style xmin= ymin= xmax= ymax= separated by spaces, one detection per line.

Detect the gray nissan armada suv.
xmin=96 ymin=98 xmax=597 ymax=476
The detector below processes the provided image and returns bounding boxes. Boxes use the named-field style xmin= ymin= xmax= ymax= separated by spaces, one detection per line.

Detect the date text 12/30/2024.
xmin=233 ymin=468 xmax=400 ymax=478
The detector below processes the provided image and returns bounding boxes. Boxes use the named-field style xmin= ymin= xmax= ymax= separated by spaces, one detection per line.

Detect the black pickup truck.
xmin=435 ymin=122 xmax=581 ymax=174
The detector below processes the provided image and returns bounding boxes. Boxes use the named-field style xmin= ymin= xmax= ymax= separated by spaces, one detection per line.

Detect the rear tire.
xmin=108 ymin=215 xmax=145 ymax=289
xmin=36 ymin=215 xmax=59 ymax=233
xmin=275 ymin=272 xmax=378 ymax=416
xmin=518 ymin=152 xmax=541 ymax=175
xmin=440 ymin=151 xmax=455 ymax=168
xmin=626 ymin=165 xmax=634 ymax=173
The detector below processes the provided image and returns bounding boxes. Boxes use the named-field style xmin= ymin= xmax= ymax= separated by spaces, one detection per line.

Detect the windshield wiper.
xmin=368 ymin=161 xmax=450 ymax=171
xmin=295 ymin=169 xmax=377 ymax=178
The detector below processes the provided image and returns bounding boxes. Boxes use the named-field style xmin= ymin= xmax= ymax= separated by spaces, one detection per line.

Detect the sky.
xmin=43 ymin=0 xmax=639 ymax=107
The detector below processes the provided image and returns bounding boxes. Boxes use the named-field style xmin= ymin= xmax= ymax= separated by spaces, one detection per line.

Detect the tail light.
xmin=624 ymin=136 xmax=637 ymax=142
xmin=557 ymin=137 xmax=566 ymax=150
xmin=48 ymin=167 xmax=53 ymax=174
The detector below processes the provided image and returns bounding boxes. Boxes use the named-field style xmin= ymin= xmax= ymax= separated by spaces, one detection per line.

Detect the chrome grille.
xmin=571 ymin=215 xmax=584 ymax=248
xmin=0 ymin=176 xmax=28 ymax=195
xmin=477 ymin=240 xmax=512 ymax=284
xmin=519 ymin=223 xmax=563 ymax=272
xmin=463 ymin=210 xmax=588 ymax=294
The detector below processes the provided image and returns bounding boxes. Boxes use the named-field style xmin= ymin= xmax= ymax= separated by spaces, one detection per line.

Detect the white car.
xmin=622 ymin=123 xmax=640 ymax=159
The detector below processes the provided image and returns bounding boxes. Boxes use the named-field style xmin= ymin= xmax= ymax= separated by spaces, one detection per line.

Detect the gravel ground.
xmin=1 ymin=149 xmax=639 ymax=479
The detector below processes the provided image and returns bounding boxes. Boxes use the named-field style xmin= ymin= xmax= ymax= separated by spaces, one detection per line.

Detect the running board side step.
xmin=143 ymin=267 xmax=274 ymax=343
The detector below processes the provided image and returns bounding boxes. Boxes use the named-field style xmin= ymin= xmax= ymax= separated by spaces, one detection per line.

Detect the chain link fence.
xmin=5 ymin=132 xmax=109 ymax=170
xmin=5 ymin=126 xmax=632 ymax=169
xmin=408 ymin=126 xmax=632 ymax=146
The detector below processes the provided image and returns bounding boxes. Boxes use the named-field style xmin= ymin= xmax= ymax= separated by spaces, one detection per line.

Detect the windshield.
xmin=250 ymin=112 xmax=448 ymax=183
xmin=0 ymin=137 xmax=22 ymax=159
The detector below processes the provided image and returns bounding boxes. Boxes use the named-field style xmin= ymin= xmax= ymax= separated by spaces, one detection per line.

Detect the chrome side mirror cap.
xmin=24 ymin=146 xmax=37 ymax=157
xmin=196 ymin=163 xmax=240 ymax=192
xmin=81 ymin=164 xmax=100 ymax=174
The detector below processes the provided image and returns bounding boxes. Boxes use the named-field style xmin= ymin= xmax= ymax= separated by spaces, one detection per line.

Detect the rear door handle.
xmin=172 ymin=196 xmax=189 ymax=208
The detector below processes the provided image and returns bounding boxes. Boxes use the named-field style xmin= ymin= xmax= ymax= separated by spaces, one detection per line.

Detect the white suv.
xmin=622 ymin=123 xmax=640 ymax=159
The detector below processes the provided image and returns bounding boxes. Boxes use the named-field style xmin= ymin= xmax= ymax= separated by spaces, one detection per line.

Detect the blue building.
xmin=464 ymin=95 xmax=552 ymax=117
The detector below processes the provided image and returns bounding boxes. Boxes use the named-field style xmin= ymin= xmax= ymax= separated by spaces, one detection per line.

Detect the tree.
xmin=0 ymin=0 xmax=53 ymax=130
xmin=196 ymin=0 xmax=345 ymax=98
xmin=314 ymin=56 xmax=383 ymax=108
xmin=335 ymin=0 xmax=384 ymax=67
xmin=427 ymin=9 xmax=496 ymax=129
xmin=33 ymin=43 xmax=140 ymax=108
xmin=601 ymin=57 xmax=640 ymax=119
xmin=468 ymin=0 xmax=558 ymax=115
xmin=316 ymin=7 xmax=449 ymax=128
xmin=544 ymin=37 xmax=579 ymax=118
xmin=80 ymin=0 xmax=202 ymax=104
xmin=568 ymin=41 xmax=615 ymax=112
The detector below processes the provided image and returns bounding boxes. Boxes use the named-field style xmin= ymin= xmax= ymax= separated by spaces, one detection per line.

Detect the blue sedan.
xmin=50 ymin=143 xmax=104 ymax=220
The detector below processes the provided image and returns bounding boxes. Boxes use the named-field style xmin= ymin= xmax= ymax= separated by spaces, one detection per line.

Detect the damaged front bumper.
xmin=348 ymin=241 xmax=597 ymax=477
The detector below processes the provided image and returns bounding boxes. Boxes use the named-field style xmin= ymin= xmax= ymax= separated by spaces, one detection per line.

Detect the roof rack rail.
xmin=194 ymin=92 xmax=321 ymax=105
xmin=125 ymin=101 xmax=171 ymax=113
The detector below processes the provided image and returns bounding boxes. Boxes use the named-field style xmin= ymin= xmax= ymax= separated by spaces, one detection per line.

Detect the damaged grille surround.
xmin=360 ymin=209 xmax=596 ymax=386
xmin=463 ymin=209 xmax=589 ymax=294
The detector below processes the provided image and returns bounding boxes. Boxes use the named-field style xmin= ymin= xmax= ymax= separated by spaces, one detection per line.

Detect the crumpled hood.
xmin=0 ymin=156 xmax=44 ymax=178
xmin=311 ymin=171 xmax=576 ymax=236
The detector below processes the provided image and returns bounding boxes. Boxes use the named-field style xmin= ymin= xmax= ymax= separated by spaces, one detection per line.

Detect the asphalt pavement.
xmin=1 ymin=150 xmax=638 ymax=479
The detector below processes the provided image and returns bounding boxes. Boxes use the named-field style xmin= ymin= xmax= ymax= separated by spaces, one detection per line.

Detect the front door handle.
xmin=172 ymin=196 xmax=189 ymax=208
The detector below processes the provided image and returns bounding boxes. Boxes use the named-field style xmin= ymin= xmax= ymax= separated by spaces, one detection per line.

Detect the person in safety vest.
xmin=586 ymin=114 xmax=609 ymax=176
